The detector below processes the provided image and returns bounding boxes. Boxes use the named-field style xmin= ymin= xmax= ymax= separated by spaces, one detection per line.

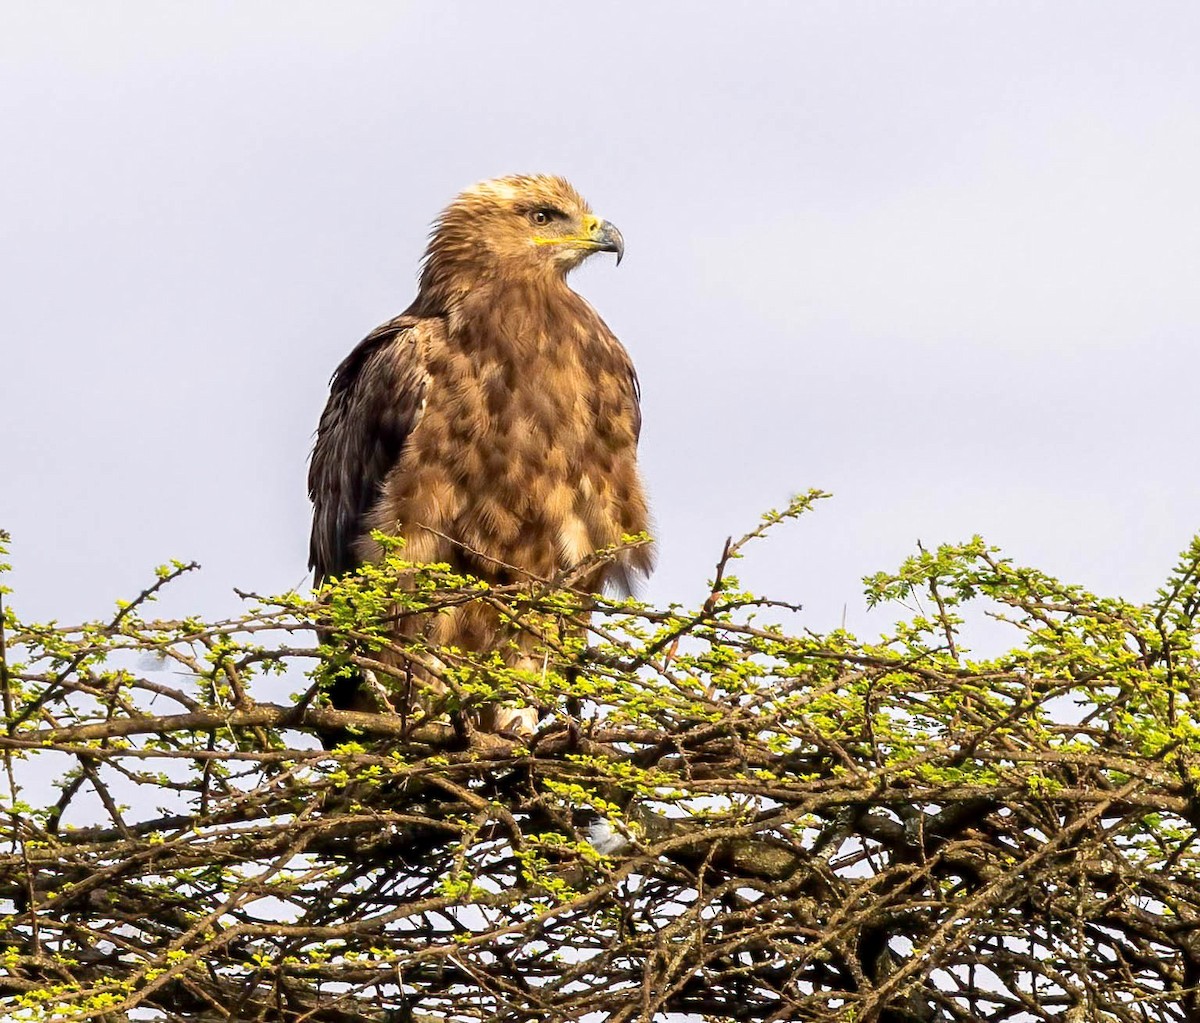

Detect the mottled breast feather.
xmin=356 ymin=280 xmax=651 ymax=593
xmin=307 ymin=315 xmax=432 ymax=581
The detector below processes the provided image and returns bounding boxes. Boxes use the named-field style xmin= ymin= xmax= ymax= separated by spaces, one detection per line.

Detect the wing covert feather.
xmin=307 ymin=316 xmax=429 ymax=581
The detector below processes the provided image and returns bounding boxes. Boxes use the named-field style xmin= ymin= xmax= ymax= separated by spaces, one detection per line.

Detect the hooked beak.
xmin=590 ymin=219 xmax=625 ymax=266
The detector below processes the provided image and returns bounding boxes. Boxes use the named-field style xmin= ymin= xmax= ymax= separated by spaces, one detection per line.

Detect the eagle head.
xmin=419 ymin=175 xmax=624 ymax=297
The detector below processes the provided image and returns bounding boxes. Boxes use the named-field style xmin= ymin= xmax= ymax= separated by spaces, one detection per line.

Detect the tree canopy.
xmin=1 ymin=493 xmax=1198 ymax=1022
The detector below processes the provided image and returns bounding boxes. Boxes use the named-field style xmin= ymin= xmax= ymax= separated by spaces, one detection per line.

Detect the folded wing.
xmin=307 ymin=316 xmax=429 ymax=582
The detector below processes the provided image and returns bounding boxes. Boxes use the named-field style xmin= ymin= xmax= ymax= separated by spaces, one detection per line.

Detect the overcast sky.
xmin=3 ymin=2 xmax=1199 ymax=646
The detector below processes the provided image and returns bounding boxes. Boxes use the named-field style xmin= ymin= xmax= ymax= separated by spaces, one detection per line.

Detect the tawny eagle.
xmin=308 ymin=175 xmax=653 ymax=724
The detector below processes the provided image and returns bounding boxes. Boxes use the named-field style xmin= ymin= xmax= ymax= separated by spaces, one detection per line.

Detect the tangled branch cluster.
xmin=1 ymin=501 xmax=1199 ymax=1022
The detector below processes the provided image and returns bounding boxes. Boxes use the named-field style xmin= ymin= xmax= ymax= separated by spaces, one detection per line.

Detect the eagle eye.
xmin=530 ymin=207 xmax=563 ymax=227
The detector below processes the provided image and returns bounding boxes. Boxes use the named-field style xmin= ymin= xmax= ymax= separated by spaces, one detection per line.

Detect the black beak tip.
xmin=598 ymin=220 xmax=625 ymax=267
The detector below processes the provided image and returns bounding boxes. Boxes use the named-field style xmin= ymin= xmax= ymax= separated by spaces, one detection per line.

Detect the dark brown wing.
xmin=628 ymin=363 xmax=644 ymax=442
xmin=308 ymin=315 xmax=429 ymax=582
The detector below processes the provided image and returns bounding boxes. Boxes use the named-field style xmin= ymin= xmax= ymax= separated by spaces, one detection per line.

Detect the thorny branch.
xmin=1 ymin=507 xmax=1200 ymax=1022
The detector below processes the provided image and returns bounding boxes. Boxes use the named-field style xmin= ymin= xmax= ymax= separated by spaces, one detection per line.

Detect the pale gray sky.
xmin=3 ymin=1 xmax=1199 ymax=641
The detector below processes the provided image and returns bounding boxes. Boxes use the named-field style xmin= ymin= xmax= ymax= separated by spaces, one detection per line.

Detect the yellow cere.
xmin=533 ymin=214 xmax=601 ymax=247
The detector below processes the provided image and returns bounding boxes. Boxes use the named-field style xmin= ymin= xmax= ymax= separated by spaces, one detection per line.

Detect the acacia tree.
xmin=1 ymin=493 xmax=1198 ymax=1022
